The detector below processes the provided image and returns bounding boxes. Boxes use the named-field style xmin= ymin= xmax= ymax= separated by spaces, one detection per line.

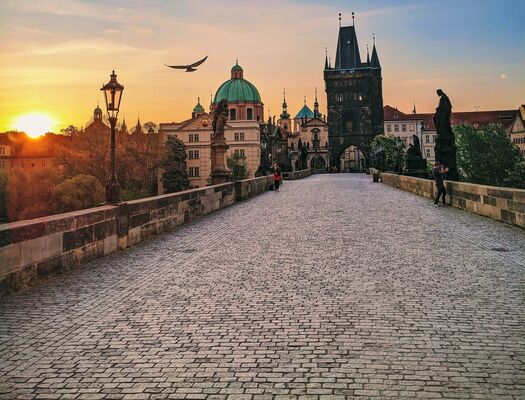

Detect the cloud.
xmin=500 ymin=73 xmax=508 ymax=80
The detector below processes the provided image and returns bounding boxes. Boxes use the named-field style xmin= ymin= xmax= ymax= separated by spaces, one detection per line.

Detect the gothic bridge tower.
xmin=324 ymin=14 xmax=384 ymax=170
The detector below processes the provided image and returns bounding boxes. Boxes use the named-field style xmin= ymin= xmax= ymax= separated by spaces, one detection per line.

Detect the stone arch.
xmin=337 ymin=143 xmax=367 ymax=173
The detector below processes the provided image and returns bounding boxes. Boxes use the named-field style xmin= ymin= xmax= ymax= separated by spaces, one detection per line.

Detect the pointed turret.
xmin=412 ymin=101 xmax=417 ymax=115
xmin=335 ymin=13 xmax=362 ymax=70
xmin=133 ymin=117 xmax=142 ymax=135
xmin=371 ymin=34 xmax=381 ymax=68
xmin=280 ymin=88 xmax=290 ymax=119
xmin=366 ymin=44 xmax=370 ymax=65
xmin=324 ymin=47 xmax=329 ymax=70
xmin=314 ymin=88 xmax=320 ymax=118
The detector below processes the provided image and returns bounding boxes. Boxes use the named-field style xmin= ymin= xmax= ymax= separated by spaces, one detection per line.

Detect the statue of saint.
xmin=433 ymin=89 xmax=452 ymax=132
xmin=212 ymin=99 xmax=228 ymax=142
xmin=412 ymin=134 xmax=422 ymax=157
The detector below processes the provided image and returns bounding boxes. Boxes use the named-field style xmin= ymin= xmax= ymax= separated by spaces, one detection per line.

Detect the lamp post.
xmin=101 ymin=70 xmax=124 ymax=203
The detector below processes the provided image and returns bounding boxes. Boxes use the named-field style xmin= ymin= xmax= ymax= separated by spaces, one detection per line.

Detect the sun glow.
xmin=13 ymin=113 xmax=55 ymax=139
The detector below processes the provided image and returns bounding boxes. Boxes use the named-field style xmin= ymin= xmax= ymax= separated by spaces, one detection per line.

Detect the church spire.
xmin=324 ymin=47 xmax=329 ymax=70
xmin=366 ymin=44 xmax=370 ymax=64
xmin=314 ymin=88 xmax=320 ymax=118
xmin=412 ymin=100 xmax=417 ymax=114
xmin=280 ymin=88 xmax=290 ymax=119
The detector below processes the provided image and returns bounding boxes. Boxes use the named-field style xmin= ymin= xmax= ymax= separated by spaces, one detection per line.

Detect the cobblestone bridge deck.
xmin=1 ymin=174 xmax=524 ymax=399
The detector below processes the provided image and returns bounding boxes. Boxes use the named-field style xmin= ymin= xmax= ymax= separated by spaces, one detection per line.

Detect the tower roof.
xmin=294 ymin=104 xmax=315 ymax=119
xmin=193 ymin=97 xmax=205 ymax=113
xmin=335 ymin=25 xmax=362 ymax=70
xmin=371 ymin=43 xmax=381 ymax=68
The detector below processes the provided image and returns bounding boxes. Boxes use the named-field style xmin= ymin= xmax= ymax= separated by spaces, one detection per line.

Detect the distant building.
xmin=383 ymin=105 xmax=519 ymax=163
xmin=159 ymin=63 xmax=263 ymax=189
xmin=510 ymin=105 xmax=525 ymax=159
xmin=278 ymin=90 xmax=329 ymax=171
xmin=84 ymin=104 xmax=110 ymax=136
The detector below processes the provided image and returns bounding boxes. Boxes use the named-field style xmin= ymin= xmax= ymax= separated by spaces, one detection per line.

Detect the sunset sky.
xmin=0 ymin=0 xmax=524 ymax=134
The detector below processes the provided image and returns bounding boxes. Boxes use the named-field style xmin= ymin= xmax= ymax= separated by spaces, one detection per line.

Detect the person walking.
xmin=273 ymin=167 xmax=282 ymax=190
xmin=432 ymin=162 xmax=448 ymax=205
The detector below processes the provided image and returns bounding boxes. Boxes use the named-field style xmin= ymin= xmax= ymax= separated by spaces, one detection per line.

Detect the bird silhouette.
xmin=165 ymin=56 xmax=208 ymax=72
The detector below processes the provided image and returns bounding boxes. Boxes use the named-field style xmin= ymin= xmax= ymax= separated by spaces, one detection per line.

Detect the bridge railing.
xmin=282 ymin=169 xmax=311 ymax=180
xmin=380 ymin=173 xmax=525 ymax=228
xmin=0 ymin=175 xmax=273 ymax=297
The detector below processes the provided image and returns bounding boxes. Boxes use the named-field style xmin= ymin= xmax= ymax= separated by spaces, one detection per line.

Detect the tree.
xmin=60 ymin=125 xmax=80 ymax=137
xmin=0 ymin=171 xmax=8 ymax=223
xmin=371 ymin=135 xmax=406 ymax=172
xmin=455 ymin=124 xmax=521 ymax=186
xmin=161 ymin=136 xmax=190 ymax=193
xmin=504 ymin=161 xmax=525 ymax=189
xmin=54 ymin=175 xmax=105 ymax=212
xmin=227 ymin=153 xmax=249 ymax=181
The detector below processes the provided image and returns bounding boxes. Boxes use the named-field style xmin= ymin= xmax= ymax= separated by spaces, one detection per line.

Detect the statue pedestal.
xmin=406 ymin=158 xmax=428 ymax=179
xmin=210 ymin=140 xmax=231 ymax=185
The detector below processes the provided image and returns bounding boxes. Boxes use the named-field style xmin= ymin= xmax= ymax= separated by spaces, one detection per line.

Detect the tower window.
xmin=230 ymin=109 xmax=237 ymax=120
xmin=247 ymin=108 xmax=253 ymax=120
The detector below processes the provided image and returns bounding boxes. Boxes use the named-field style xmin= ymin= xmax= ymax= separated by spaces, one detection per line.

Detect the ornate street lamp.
xmin=101 ymin=70 xmax=124 ymax=203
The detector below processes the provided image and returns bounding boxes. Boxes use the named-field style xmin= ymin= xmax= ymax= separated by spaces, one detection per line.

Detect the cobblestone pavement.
xmin=1 ymin=174 xmax=524 ymax=399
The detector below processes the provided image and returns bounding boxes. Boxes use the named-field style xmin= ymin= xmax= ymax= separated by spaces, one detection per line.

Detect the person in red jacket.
xmin=273 ymin=166 xmax=282 ymax=190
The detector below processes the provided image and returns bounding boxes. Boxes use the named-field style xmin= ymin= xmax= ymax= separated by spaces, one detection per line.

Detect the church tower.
xmin=324 ymin=13 xmax=384 ymax=170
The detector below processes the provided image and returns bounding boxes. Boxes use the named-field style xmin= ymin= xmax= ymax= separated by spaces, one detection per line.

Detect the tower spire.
xmin=412 ymin=100 xmax=417 ymax=114
xmin=339 ymin=13 xmax=341 ymax=28
xmin=366 ymin=44 xmax=370 ymax=64
xmin=352 ymin=11 xmax=355 ymax=26
xmin=314 ymin=88 xmax=320 ymax=118
xmin=371 ymin=33 xmax=381 ymax=68
xmin=280 ymin=88 xmax=290 ymax=120
xmin=324 ymin=46 xmax=329 ymax=69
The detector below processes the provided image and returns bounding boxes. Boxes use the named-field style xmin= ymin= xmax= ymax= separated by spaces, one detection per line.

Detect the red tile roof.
xmin=384 ymin=106 xmax=518 ymax=131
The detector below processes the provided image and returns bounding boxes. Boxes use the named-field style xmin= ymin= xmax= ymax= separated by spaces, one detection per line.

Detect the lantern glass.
xmin=101 ymin=71 xmax=124 ymax=116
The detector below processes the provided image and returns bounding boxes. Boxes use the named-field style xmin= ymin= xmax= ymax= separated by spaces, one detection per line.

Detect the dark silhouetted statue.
xmin=433 ymin=89 xmax=458 ymax=181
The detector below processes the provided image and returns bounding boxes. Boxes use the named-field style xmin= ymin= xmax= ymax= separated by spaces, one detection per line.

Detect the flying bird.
xmin=165 ymin=56 xmax=208 ymax=72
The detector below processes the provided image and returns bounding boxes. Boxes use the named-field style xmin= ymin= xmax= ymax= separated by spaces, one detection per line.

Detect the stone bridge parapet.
xmin=0 ymin=175 xmax=273 ymax=297
xmin=381 ymin=173 xmax=525 ymax=228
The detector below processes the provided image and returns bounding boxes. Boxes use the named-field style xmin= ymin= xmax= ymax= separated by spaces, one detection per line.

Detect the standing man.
xmin=432 ymin=162 xmax=448 ymax=206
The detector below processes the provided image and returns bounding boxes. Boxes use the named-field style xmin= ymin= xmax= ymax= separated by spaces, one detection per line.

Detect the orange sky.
xmin=0 ymin=0 xmax=523 ymax=134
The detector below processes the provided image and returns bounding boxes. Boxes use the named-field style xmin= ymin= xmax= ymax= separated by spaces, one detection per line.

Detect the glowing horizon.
xmin=0 ymin=0 xmax=524 ymax=133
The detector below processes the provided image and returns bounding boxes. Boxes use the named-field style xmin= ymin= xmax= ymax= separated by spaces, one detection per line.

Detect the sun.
xmin=13 ymin=113 xmax=55 ymax=139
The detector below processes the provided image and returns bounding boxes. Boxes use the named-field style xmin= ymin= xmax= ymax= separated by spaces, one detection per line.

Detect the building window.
xmin=42 ymin=161 xmax=46 ymax=167
xmin=432 ymin=134 xmax=436 ymax=143
xmin=409 ymin=124 xmax=415 ymax=131
xmin=394 ymin=124 xmax=399 ymax=132
xmin=188 ymin=167 xmax=200 ymax=177
xmin=386 ymin=124 xmax=392 ymax=133
xmin=188 ymin=150 xmax=200 ymax=159
xmin=31 ymin=162 xmax=35 ymax=168
xmin=425 ymin=135 xmax=429 ymax=143
xmin=234 ymin=149 xmax=245 ymax=158
xmin=0 ymin=147 xmax=5 ymax=156
xmin=402 ymin=124 xmax=407 ymax=132
xmin=234 ymin=132 xmax=245 ymax=141
xmin=426 ymin=149 xmax=431 ymax=157
xmin=0 ymin=160 xmax=4 ymax=168
xmin=229 ymin=109 xmax=236 ymax=120
xmin=189 ymin=133 xmax=199 ymax=142
xmin=247 ymin=108 xmax=253 ymax=120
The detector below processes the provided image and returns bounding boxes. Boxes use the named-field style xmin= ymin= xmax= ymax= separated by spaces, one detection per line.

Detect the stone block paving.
xmin=1 ymin=174 xmax=524 ymax=399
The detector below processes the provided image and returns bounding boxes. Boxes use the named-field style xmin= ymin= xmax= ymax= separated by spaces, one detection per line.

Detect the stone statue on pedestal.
xmin=210 ymin=99 xmax=231 ymax=184
xmin=433 ymin=89 xmax=458 ymax=181
xmin=212 ymin=99 xmax=228 ymax=142
xmin=406 ymin=134 xmax=427 ymax=178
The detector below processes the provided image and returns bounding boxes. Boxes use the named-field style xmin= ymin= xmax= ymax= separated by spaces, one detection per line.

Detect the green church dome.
xmin=193 ymin=98 xmax=205 ymax=113
xmin=214 ymin=63 xmax=261 ymax=103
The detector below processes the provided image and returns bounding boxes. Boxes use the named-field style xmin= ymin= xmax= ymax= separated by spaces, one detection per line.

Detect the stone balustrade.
xmin=0 ymin=175 xmax=273 ymax=297
xmin=282 ymin=169 xmax=312 ymax=180
xmin=380 ymin=173 xmax=525 ymax=228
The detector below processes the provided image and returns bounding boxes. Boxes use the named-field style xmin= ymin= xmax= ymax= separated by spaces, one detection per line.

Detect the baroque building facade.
xmin=159 ymin=63 xmax=263 ymax=189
